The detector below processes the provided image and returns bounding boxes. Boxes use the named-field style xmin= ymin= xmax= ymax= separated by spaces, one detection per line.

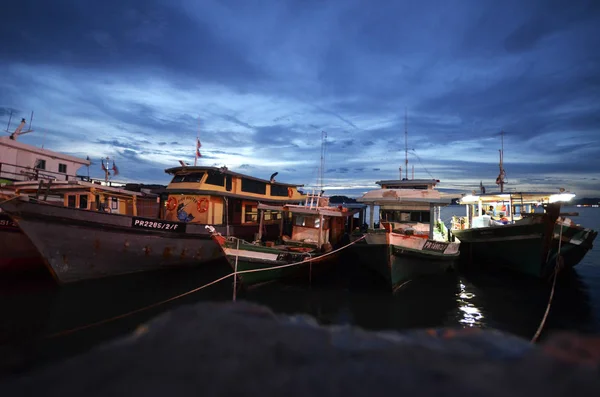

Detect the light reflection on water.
xmin=456 ymin=280 xmax=485 ymax=327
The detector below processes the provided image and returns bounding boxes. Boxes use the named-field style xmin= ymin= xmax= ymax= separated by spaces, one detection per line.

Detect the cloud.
xmin=0 ymin=0 xmax=598 ymax=197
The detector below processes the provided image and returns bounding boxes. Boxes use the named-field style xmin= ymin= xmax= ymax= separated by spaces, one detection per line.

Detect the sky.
xmin=1 ymin=0 xmax=599 ymax=197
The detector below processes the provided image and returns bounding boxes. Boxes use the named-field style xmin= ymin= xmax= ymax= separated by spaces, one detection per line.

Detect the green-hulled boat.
xmin=452 ymin=191 xmax=597 ymax=278
xmin=206 ymin=196 xmax=363 ymax=286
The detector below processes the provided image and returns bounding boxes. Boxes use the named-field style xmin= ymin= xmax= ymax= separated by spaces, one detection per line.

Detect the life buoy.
xmin=166 ymin=197 xmax=177 ymax=211
xmin=287 ymin=187 xmax=293 ymax=198
xmin=197 ymin=198 xmax=209 ymax=213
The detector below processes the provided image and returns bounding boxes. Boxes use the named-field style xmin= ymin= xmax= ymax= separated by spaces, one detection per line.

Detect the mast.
xmin=404 ymin=108 xmax=408 ymax=180
xmin=496 ymin=130 xmax=506 ymax=193
xmin=320 ymin=130 xmax=327 ymax=192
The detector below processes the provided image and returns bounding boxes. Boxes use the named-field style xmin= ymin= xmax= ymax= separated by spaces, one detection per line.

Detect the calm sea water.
xmin=1 ymin=206 xmax=598 ymax=374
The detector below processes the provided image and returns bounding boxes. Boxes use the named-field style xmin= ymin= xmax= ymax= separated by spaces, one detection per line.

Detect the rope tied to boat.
xmin=44 ymin=234 xmax=366 ymax=339
xmin=530 ymin=223 xmax=564 ymax=343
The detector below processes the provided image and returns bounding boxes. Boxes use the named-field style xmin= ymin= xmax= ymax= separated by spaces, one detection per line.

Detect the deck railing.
xmin=0 ymin=162 xmax=79 ymax=182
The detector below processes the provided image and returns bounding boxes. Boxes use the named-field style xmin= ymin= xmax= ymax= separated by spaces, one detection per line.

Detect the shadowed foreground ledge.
xmin=1 ymin=301 xmax=600 ymax=396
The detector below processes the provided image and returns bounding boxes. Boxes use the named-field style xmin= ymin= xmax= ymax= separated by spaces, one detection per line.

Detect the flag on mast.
xmin=194 ymin=137 xmax=202 ymax=166
xmin=112 ymin=161 xmax=119 ymax=176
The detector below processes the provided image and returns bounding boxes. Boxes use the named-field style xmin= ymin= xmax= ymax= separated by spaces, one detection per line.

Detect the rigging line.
xmin=409 ymin=149 xmax=436 ymax=180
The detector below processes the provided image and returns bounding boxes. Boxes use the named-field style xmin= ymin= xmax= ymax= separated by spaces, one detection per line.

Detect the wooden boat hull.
xmin=0 ymin=199 xmax=226 ymax=284
xmin=0 ymin=213 xmax=47 ymax=275
xmin=350 ymin=230 xmax=459 ymax=290
xmin=452 ymin=214 xmax=597 ymax=278
xmin=224 ymin=242 xmax=336 ymax=286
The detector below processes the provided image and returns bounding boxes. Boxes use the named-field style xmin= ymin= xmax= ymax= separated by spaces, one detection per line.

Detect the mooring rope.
xmin=0 ymin=195 xmax=19 ymax=206
xmin=44 ymin=235 xmax=366 ymax=339
xmin=530 ymin=223 xmax=564 ymax=343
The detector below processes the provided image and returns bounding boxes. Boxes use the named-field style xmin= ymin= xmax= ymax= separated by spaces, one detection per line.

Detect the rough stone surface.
xmin=1 ymin=301 xmax=600 ymax=396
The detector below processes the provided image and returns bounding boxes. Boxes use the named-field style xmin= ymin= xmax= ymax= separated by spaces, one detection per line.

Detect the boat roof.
xmin=257 ymin=203 xmax=363 ymax=217
xmin=164 ymin=166 xmax=304 ymax=188
xmin=376 ymin=178 xmax=440 ymax=187
xmin=357 ymin=188 xmax=457 ymax=205
xmin=459 ymin=191 xmax=576 ymax=204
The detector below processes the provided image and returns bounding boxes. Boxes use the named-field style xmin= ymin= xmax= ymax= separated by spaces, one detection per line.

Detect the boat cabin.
xmin=157 ymin=166 xmax=306 ymax=240
xmin=8 ymin=179 xmax=159 ymax=217
xmin=257 ymin=195 xmax=363 ymax=250
xmin=358 ymin=178 xmax=455 ymax=240
xmin=453 ymin=191 xmax=576 ymax=230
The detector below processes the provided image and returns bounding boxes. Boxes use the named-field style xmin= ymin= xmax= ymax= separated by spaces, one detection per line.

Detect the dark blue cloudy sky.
xmin=1 ymin=0 xmax=599 ymax=196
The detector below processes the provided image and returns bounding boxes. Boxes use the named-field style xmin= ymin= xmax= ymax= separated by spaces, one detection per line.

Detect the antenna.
xmin=404 ymin=108 xmax=408 ymax=180
xmin=5 ymin=110 xmax=12 ymax=131
xmin=6 ymin=110 xmax=34 ymax=140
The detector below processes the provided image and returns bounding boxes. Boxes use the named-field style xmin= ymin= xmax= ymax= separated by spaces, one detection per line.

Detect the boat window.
xmin=270 ymin=184 xmax=289 ymax=197
xmin=244 ymin=204 xmax=258 ymax=222
xmin=410 ymin=211 xmax=431 ymax=222
xmin=170 ymin=172 xmax=205 ymax=183
xmin=205 ymin=170 xmax=225 ymax=187
xmin=67 ymin=195 xmax=76 ymax=208
xmin=294 ymin=215 xmax=317 ymax=228
xmin=58 ymin=163 xmax=67 ymax=173
xmin=241 ymin=178 xmax=266 ymax=195
xmin=79 ymin=194 xmax=88 ymax=209
xmin=264 ymin=211 xmax=272 ymax=221
xmin=111 ymin=197 xmax=118 ymax=210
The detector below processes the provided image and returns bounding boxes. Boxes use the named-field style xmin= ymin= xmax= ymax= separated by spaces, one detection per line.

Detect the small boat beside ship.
xmin=206 ymin=193 xmax=363 ymax=287
xmin=352 ymin=178 xmax=460 ymax=290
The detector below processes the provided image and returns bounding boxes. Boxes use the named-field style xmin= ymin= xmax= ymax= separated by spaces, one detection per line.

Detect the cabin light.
xmin=549 ymin=193 xmax=576 ymax=203
xmin=461 ymin=195 xmax=479 ymax=203
xmin=498 ymin=194 xmax=511 ymax=199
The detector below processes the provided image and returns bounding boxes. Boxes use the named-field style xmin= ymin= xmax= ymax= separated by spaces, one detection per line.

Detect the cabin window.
xmin=111 ymin=197 xmax=118 ymax=210
xmin=205 ymin=170 xmax=225 ymax=187
xmin=380 ymin=210 xmax=430 ymax=223
xmin=58 ymin=163 xmax=67 ymax=173
xmin=79 ymin=194 xmax=88 ymax=209
xmin=35 ymin=159 xmax=46 ymax=170
xmin=264 ymin=211 xmax=272 ymax=221
xmin=241 ymin=178 xmax=266 ymax=195
xmin=170 ymin=172 xmax=205 ymax=183
xmin=67 ymin=195 xmax=76 ymax=208
xmin=410 ymin=211 xmax=431 ymax=222
xmin=294 ymin=216 xmax=318 ymax=228
xmin=270 ymin=184 xmax=289 ymax=197
xmin=225 ymin=175 xmax=232 ymax=191
xmin=244 ymin=204 xmax=258 ymax=222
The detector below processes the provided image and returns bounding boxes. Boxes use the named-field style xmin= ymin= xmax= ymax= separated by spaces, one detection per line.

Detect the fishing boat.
xmin=0 ymin=164 xmax=307 ymax=284
xmin=451 ymin=191 xmax=597 ymax=278
xmin=352 ymin=178 xmax=460 ymax=290
xmin=349 ymin=112 xmax=459 ymax=290
xmin=450 ymin=131 xmax=597 ymax=278
xmin=206 ymin=192 xmax=362 ymax=286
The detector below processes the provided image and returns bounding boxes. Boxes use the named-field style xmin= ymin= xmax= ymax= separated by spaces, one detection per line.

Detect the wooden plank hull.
xmin=0 ymin=199 xmax=227 ymax=284
xmin=452 ymin=217 xmax=597 ymax=278
xmin=207 ymin=228 xmax=335 ymax=286
xmin=350 ymin=230 xmax=459 ymax=290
